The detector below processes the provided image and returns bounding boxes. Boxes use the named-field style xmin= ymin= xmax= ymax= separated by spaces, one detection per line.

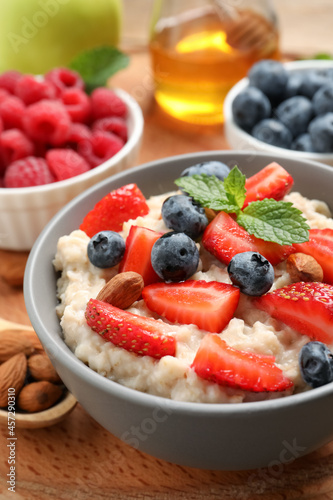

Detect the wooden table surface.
xmin=2 ymin=50 xmax=333 ymax=500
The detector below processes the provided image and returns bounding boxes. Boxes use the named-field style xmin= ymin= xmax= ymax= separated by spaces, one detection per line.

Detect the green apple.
xmin=0 ymin=0 xmax=122 ymax=74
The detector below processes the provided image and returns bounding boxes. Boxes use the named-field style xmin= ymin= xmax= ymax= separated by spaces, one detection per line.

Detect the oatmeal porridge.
xmin=53 ymin=162 xmax=333 ymax=404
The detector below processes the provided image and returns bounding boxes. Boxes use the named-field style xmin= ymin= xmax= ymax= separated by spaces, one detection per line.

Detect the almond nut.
xmin=28 ymin=353 xmax=62 ymax=383
xmin=0 ymin=352 xmax=27 ymax=406
xmin=286 ymin=252 xmax=324 ymax=283
xmin=96 ymin=271 xmax=144 ymax=309
xmin=204 ymin=208 xmax=217 ymax=223
xmin=0 ymin=330 xmax=35 ymax=362
xmin=19 ymin=330 xmax=44 ymax=353
xmin=17 ymin=381 xmax=63 ymax=412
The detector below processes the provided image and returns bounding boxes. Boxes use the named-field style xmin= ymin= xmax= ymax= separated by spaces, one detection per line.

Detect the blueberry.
xmin=291 ymin=133 xmax=315 ymax=152
xmin=275 ymin=96 xmax=313 ymax=137
xmin=180 ymin=161 xmax=230 ymax=181
xmin=309 ymin=112 xmax=333 ymax=152
xmin=87 ymin=231 xmax=125 ymax=268
xmin=232 ymin=87 xmax=271 ymax=131
xmin=161 ymin=195 xmax=208 ymax=240
xmin=151 ymin=231 xmax=199 ymax=282
xmin=248 ymin=60 xmax=288 ymax=102
xmin=299 ymin=341 xmax=333 ymax=388
xmin=227 ymin=252 xmax=274 ymax=296
xmin=252 ymin=118 xmax=293 ymax=149
xmin=313 ymin=83 xmax=333 ymax=115
xmin=298 ymin=70 xmax=330 ymax=99
xmin=283 ymin=73 xmax=303 ymax=99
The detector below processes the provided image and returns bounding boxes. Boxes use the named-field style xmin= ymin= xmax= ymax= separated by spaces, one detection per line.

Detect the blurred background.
xmin=0 ymin=0 xmax=332 ymax=75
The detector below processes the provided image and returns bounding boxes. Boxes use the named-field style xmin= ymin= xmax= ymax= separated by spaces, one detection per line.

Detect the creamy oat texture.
xmin=53 ymin=191 xmax=333 ymax=403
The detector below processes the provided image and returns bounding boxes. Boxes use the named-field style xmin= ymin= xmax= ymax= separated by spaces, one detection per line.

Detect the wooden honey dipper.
xmin=213 ymin=0 xmax=279 ymax=54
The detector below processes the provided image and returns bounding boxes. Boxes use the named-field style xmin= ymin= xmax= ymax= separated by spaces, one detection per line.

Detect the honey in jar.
xmin=149 ymin=2 xmax=280 ymax=124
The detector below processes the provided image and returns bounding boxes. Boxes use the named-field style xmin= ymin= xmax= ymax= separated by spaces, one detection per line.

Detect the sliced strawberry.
xmin=243 ymin=162 xmax=294 ymax=208
xmin=119 ymin=226 xmax=162 ymax=286
xmin=293 ymin=229 xmax=333 ymax=284
xmin=192 ymin=334 xmax=293 ymax=392
xmin=252 ymin=237 xmax=294 ymax=266
xmin=80 ymin=183 xmax=149 ymax=237
xmin=202 ymin=211 xmax=293 ymax=266
xmin=254 ymin=282 xmax=333 ymax=344
xmin=202 ymin=211 xmax=257 ymax=265
xmin=85 ymin=298 xmax=176 ymax=359
xmin=142 ymin=280 xmax=240 ymax=333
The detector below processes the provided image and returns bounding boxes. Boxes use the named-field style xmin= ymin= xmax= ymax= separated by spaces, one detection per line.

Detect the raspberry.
xmin=46 ymin=148 xmax=90 ymax=181
xmin=78 ymin=130 xmax=124 ymax=168
xmin=23 ymin=100 xmax=71 ymax=146
xmin=0 ymin=96 xmax=25 ymax=129
xmin=67 ymin=123 xmax=91 ymax=150
xmin=0 ymin=129 xmax=35 ymax=166
xmin=15 ymin=75 xmax=57 ymax=105
xmin=60 ymin=88 xmax=91 ymax=123
xmin=4 ymin=156 xmax=55 ymax=187
xmin=0 ymin=70 xmax=22 ymax=94
xmin=92 ymin=116 xmax=128 ymax=142
xmin=45 ymin=67 xmax=84 ymax=95
xmin=0 ymin=89 xmax=10 ymax=104
xmin=90 ymin=88 xmax=127 ymax=121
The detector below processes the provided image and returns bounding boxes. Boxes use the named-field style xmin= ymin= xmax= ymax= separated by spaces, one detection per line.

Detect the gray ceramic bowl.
xmin=24 ymin=151 xmax=333 ymax=470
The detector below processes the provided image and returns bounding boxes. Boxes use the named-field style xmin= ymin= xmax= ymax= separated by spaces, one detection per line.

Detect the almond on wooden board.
xmin=96 ymin=271 xmax=144 ymax=309
xmin=17 ymin=380 xmax=63 ymax=413
xmin=0 ymin=330 xmax=35 ymax=362
xmin=28 ymin=353 xmax=62 ymax=383
xmin=0 ymin=352 xmax=27 ymax=406
xmin=19 ymin=329 xmax=44 ymax=353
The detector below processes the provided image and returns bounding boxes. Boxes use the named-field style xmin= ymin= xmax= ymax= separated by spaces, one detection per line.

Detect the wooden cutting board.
xmin=1 ymin=51 xmax=333 ymax=500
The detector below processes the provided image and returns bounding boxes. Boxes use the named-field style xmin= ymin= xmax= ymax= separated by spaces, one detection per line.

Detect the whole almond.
xmin=19 ymin=330 xmax=44 ymax=353
xmin=286 ymin=253 xmax=324 ymax=283
xmin=17 ymin=381 xmax=63 ymax=413
xmin=28 ymin=354 xmax=62 ymax=383
xmin=0 ymin=353 xmax=27 ymax=406
xmin=0 ymin=330 xmax=35 ymax=362
xmin=96 ymin=271 xmax=144 ymax=309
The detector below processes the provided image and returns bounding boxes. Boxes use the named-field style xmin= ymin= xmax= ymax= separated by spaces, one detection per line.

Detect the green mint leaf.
xmin=69 ymin=45 xmax=130 ymax=93
xmin=223 ymin=166 xmax=246 ymax=210
xmin=175 ymin=174 xmax=239 ymax=212
xmin=237 ymin=199 xmax=310 ymax=245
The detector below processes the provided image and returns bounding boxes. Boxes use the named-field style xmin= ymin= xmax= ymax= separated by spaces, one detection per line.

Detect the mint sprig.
xmin=175 ymin=166 xmax=309 ymax=246
xmin=69 ymin=46 xmax=130 ymax=93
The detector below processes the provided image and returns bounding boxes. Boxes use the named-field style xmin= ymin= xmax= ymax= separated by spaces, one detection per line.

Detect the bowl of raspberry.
xmin=224 ymin=59 xmax=333 ymax=166
xmin=24 ymin=150 xmax=333 ymax=470
xmin=0 ymin=67 xmax=143 ymax=250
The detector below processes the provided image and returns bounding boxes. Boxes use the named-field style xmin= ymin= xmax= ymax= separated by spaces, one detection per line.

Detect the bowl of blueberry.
xmin=224 ymin=59 xmax=333 ymax=166
xmin=25 ymin=150 xmax=333 ymax=470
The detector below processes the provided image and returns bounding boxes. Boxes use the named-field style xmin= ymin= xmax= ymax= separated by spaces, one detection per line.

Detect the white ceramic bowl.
xmin=224 ymin=60 xmax=333 ymax=166
xmin=0 ymin=88 xmax=143 ymax=251
xmin=24 ymin=151 xmax=333 ymax=470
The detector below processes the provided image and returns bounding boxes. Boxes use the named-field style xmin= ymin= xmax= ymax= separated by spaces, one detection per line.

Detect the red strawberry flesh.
xmin=80 ymin=183 xmax=149 ymax=237
xmin=85 ymin=298 xmax=176 ymax=359
xmin=202 ymin=211 xmax=293 ymax=266
xmin=142 ymin=280 xmax=240 ymax=333
xmin=243 ymin=162 xmax=294 ymax=208
xmin=192 ymin=334 xmax=293 ymax=392
xmin=119 ymin=226 xmax=162 ymax=286
xmin=254 ymin=282 xmax=333 ymax=344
